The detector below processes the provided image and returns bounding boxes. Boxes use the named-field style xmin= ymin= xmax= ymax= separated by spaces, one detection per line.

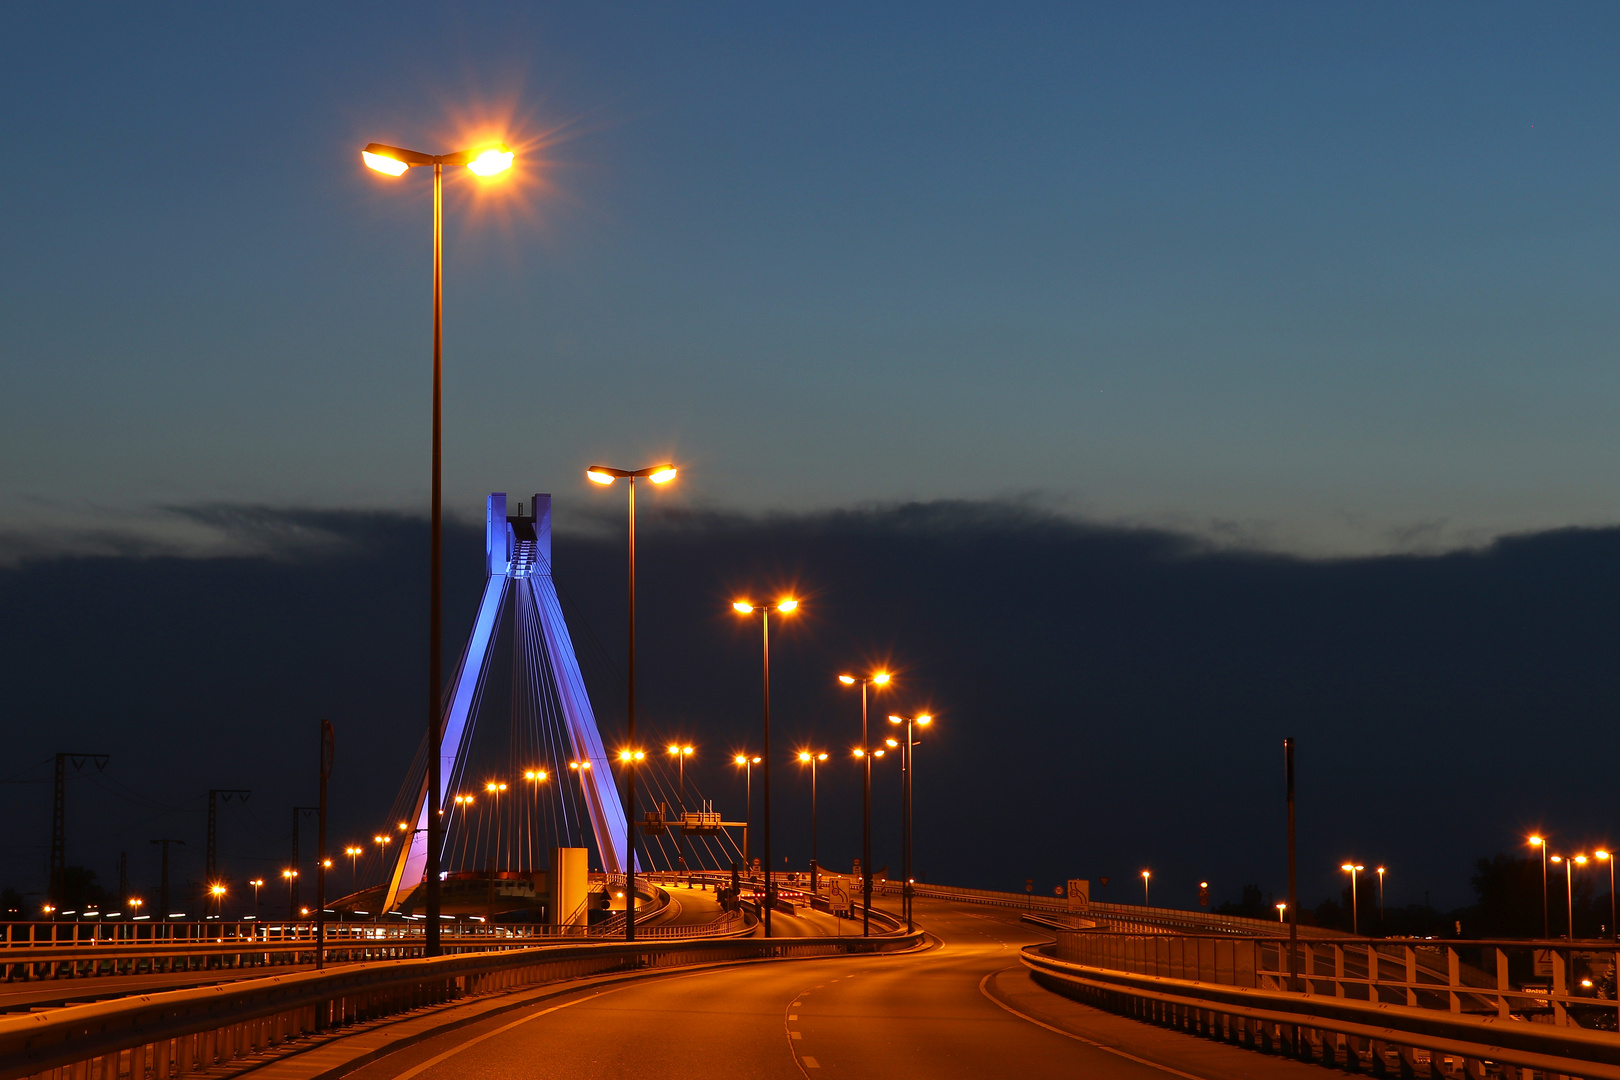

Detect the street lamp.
xmin=588 ymin=463 xmax=678 ymax=939
xmin=344 ymin=846 xmax=363 ymax=890
xmin=666 ymin=745 xmax=695 ymax=870
xmin=484 ymin=781 xmax=508 ymax=871
xmin=1376 ymin=866 xmax=1386 ymax=927
xmin=733 ymin=754 xmax=761 ymax=868
xmin=796 ymin=751 xmax=829 ymax=892
xmin=245 ymin=882 xmax=261 ymax=921
xmin=1530 ymin=835 xmax=1550 ymax=939
xmin=281 ymin=869 xmax=298 ymax=920
xmin=615 ymin=747 xmax=646 ymax=929
xmin=1340 ymin=863 xmax=1364 ymax=935
xmin=837 ymin=670 xmax=890 ymax=936
xmin=734 ymin=598 xmax=799 ymax=937
xmin=361 ymin=137 xmax=514 ymax=958
xmin=1276 ymin=901 xmax=1287 ymax=924
xmin=888 ymin=713 xmax=932 ymax=932
xmin=1596 ymin=850 xmax=1616 ymax=941
xmin=1553 ymin=854 xmax=1587 ymax=939
xmin=209 ymin=884 xmax=226 ymax=921
xmin=1141 ymin=870 xmax=1151 ymax=906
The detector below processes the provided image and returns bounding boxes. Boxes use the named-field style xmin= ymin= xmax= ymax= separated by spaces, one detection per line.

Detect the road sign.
xmin=1066 ymin=879 xmax=1089 ymax=912
xmin=1025 ymin=878 xmax=1034 ymax=894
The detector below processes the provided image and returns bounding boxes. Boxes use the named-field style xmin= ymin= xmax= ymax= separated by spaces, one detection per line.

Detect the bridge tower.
xmin=382 ymin=493 xmax=628 ymax=913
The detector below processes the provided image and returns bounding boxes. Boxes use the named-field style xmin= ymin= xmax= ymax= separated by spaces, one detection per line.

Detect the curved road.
xmin=346 ymin=897 xmax=1329 ymax=1080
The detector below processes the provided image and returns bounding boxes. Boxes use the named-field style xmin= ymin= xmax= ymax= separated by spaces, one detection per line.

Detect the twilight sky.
xmin=6 ymin=3 xmax=1620 ymax=557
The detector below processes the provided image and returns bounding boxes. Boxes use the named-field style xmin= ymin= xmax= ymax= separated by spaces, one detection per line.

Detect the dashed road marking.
xmin=802 ymin=1057 xmax=820 ymax=1068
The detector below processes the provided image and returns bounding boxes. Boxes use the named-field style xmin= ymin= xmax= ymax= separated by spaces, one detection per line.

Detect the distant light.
xmin=838 ymin=675 xmax=855 ymax=685
xmin=587 ymin=470 xmax=616 ymax=485
xmin=916 ymin=715 xmax=932 ymax=725
xmin=872 ymin=672 xmax=889 ymax=685
xmin=733 ymin=601 xmax=754 ymax=614
xmin=798 ymin=752 xmax=811 ymax=762
xmin=817 ymin=753 xmax=827 ymax=761
xmin=776 ymin=599 xmax=798 ymax=613
xmin=1529 ymin=836 xmax=1545 ymax=847
xmin=362 ymin=150 xmax=408 ymax=176
xmin=648 ymin=467 xmax=677 ymax=484
xmin=465 ymin=148 xmax=514 ymax=176
xmin=885 ymin=738 xmax=898 ymax=747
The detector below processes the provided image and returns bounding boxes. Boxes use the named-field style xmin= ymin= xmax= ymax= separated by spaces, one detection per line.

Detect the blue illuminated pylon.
xmin=382 ymin=493 xmax=627 ymax=912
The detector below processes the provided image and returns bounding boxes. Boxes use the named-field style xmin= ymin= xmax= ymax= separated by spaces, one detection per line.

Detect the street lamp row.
xmin=1529 ymin=835 xmax=1616 ymax=941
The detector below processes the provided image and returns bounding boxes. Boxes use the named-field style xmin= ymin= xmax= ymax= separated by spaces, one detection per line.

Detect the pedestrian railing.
xmin=1029 ymin=932 xmax=1620 ymax=1080
xmin=0 ymin=930 xmax=924 ymax=1080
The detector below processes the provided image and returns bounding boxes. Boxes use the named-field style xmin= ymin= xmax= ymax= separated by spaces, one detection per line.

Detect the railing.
xmin=1029 ymin=932 xmax=1620 ymax=1080
xmin=1050 ymin=930 xmax=1620 ymax=1027
xmin=0 ymin=920 xmax=586 ymax=948
xmin=0 ymin=929 xmax=924 ymax=1080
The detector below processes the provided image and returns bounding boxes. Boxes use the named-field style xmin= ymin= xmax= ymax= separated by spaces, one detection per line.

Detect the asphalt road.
xmin=345 ymin=898 xmax=1331 ymax=1080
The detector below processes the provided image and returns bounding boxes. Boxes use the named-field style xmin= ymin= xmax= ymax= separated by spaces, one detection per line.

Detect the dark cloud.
xmin=2 ymin=500 xmax=1614 ymax=914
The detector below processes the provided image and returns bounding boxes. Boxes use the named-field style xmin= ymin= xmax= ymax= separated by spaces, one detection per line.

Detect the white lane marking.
xmin=790 ymin=1032 xmax=802 ymax=1039
xmin=977 ymin=970 xmax=1209 ymax=1080
xmin=802 ymin=1057 xmax=821 ymax=1069
xmin=789 ymin=1014 xmax=798 ymax=1020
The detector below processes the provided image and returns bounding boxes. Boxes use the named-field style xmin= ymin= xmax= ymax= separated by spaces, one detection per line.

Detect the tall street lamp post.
xmin=484 ymin=781 xmax=508 ymax=870
xmin=734 ymin=598 xmax=799 ymax=937
xmin=1530 ymin=836 xmax=1550 ymax=939
xmin=733 ymin=754 xmax=760 ymax=868
xmin=668 ymin=745 xmax=694 ymax=870
xmin=1597 ymin=850 xmax=1616 ymax=941
xmin=1141 ymin=870 xmax=1151 ymax=906
xmin=248 ymin=879 xmax=263 ymax=922
xmin=838 ymin=671 xmax=890 ymax=936
xmin=887 ymin=713 xmax=932 ymax=932
xmin=1376 ymin=866 xmax=1386 ymax=927
xmin=345 ymin=847 xmax=362 ymax=890
xmin=1551 ymin=854 xmax=1587 ymax=938
xmin=361 ymin=139 xmax=514 ymax=958
xmin=796 ymin=751 xmax=828 ymax=892
xmin=588 ymin=463 xmax=678 ymax=942
xmin=1341 ymin=863 xmax=1364 ymax=935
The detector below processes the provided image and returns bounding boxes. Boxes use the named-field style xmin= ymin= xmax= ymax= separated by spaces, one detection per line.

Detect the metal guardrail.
xmin=0 ymin=929 xmax=924 ymax=1080
xmin=1050 ymin=929 xmax=1620 ymax=1028
xmin=0 ymin=921 xmax=583 ymax=949
xmin=1027 ymin=935 xmax=1620 ymax=1079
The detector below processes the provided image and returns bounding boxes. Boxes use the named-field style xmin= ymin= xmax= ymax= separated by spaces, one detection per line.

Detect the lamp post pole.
xmin=1598 ymin=851 xmax=1616 ymax=941
xmin=798 ymin=752 xmax=827 ymax=893
xmin=586 ymin=464 xmax=678 ymax=942
xmin=668 ymin=745 xmax=693 ymax=870
xmin=1376 ymin=866 xmax=1385 ymax=928
xmin=734 ymin=599 xmax=799 ymax=937
xmin=838 ymin=671 xmax=890 ymax=936
xmin=1530 ymin=836 xmax=1549 ymax=939
xmin=887 ymin=714 xmax=932 ymax=932
xmin=733 ymin=755 xmax=759 ymax=867
xmin=1341 ymin=863 xmax=1363 ymax=935
xmin=361 ymin=139 xmax=513 ymax=958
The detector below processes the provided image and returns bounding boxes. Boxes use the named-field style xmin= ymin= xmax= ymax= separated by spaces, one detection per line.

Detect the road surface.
xmin=345 ymin=897 xmax=1331 ymax=1079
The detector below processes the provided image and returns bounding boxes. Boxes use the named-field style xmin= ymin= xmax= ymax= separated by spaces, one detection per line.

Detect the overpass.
xmin=7 ymin=882 xmax=1620 ymax=1080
